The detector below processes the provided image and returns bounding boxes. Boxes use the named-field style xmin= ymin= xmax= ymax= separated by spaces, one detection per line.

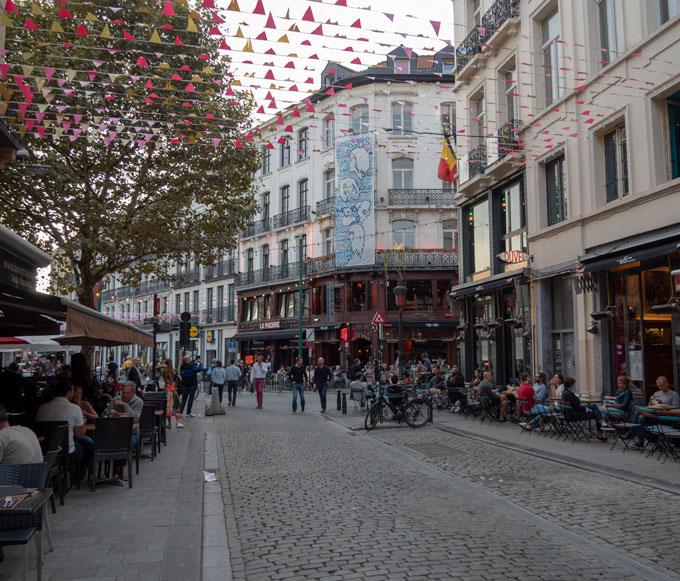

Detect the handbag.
xmin=175 ymin=373 xmax=187 ymax=395
xmin=171 ymin=388 xmax=181 ymax=410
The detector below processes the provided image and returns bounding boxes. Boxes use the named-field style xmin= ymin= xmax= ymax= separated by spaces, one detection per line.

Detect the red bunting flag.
xmin=219 ymin=39 xmax=230 ymax=50
xmin=24 ymin=18 xmax=39 ymax=30
xmin=161 ymin=1 xmax=175 ymax=16
xmin=292 ymin=106 xmax=300 ymax=117
xmin=3 ymin=0 xmax=18 ymax=13
xmin=75 ymin=24 xmax=89 ymax=35
xmin=123 ymin=30 xmax=135 ymax=40
xmin=351 ymin=19 xmax=361 ymax=28
xmin=253 ymin=0 xmax=265 ymax=15
xmin=174 ymin=35 xmax=184 ymax=46
xmin=212 ymin=10 xmax=225 ymax=24
xmin=234 ymin=138 xmax=243 ymax=147
xmin=57 ymin=6 xmax=71 ymax=18
xmin=265 ymin=12 xmax=276 ymax=28
xmin=302 ymin=7 xmax=314 ymax=22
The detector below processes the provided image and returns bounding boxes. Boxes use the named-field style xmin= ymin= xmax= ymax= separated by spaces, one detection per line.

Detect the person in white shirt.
xmin=249 ymin=355 xmax=268 ymax=409
xmin=36 ymin=378 xmax=85 ymax=455
xmin=0 ymin=405 xmax=43 ymax=464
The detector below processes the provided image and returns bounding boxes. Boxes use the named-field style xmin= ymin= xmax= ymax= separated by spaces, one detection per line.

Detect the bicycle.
xmin=364 ymin=385 xmax=431 ymax=430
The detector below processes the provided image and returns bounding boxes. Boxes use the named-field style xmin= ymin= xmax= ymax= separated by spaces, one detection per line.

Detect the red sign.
xmin=497 ymin=250 xmax=528 ymax=264
xmin=340 ymin=327 xmax=349 ymax=341
xmin=371 ymin=311 xmax=386 ymax=325
xmin=153 ymin=298 xmax=161 ymax=316
xmin=245 ymin=355 xmax=254 ymax=364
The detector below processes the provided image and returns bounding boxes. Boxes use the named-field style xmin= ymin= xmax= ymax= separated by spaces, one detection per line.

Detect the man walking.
xmin=249 ymin=354 xmax=268 ymax=409
xmin=225 ymin=360 xmax=242 ymax=407
xmin=288 ymin=357 xmax=308 ymax=413
xmin=312 ymin=357 xmax=333 ymax=413
xmin=179 ymin=355 xmax=203 ymax=417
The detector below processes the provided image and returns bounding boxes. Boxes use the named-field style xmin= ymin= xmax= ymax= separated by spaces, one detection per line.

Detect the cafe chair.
xmin=476 ymin=394 xmax=499 ymax=425
xmin=136 ymin=405 xmax=158 ymax=473
xmin=349 ymin=387 xmax=366 ymax=414
xmin=90 ymin=417 xmax=134 ymax=492
xmin=143 ymin=397 xmax=166 ymax=450
xmin=559 ymin=402 xmax=592 ymax=442
xmin=29 ymin=422 xmax=70 ymax=506
xmin=0 ymin=462 xmax=50 ymax=581
xmin=604 ymin=402 xmax=640 ymax=452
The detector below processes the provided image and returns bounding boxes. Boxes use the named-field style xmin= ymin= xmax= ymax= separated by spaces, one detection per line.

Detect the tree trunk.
xmin=76 ymin=282 xmax=96 ymax=369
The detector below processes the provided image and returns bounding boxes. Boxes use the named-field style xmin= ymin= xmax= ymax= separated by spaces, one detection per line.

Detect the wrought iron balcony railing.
xmin=174 ymin=269 xmax=200 ymax=286
xmin=388 ymin=189 xmax=456 ymax=207
xmin=201 ymin=306 xmax=236 ymax=324
xmin=455 ymin=26 xmax=483 ymax=74
xmin=376 ymin=249 xmax=459 ymax=268
xmin=241 ymin=218 xmax=272 ymax=239
xmin=469 ymin=144 xmax=487 ymax=180
xmin=272 ymin=206 xmax=310 ymax=230
xmin=306 ymin=254 xmax=336 ymax=276
xmin=203 ymin=259 xmax=236 ymax=280
xmin=497 ymin=119 xmax=523 ymax=159
xmin=236 ymin=261 xmax=303 ymax=287
xmin=316 ymin=197 xmax=335 ymax=219
xmin=482 ymin=0 xmax=519 ymax=41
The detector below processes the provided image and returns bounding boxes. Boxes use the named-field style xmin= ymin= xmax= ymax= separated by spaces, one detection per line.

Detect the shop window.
xmin=541 ymin=8 xmax=562 ymax=107
xmin=551 ymin=276 xmax=575 ymax=378
xmin=546 ymin=155 xmax=567 ymax=226
xmin=393 ymin=219 xmax=415 ymax=249
xmin=596 ymin=0 xmax=622 ymax=67
xmin=604 ymin=124 xmax=628 ymax=202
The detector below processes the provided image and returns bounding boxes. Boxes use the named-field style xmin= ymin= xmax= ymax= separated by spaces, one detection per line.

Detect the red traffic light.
xmin=340 ymin=327 xmax=348 ymax=341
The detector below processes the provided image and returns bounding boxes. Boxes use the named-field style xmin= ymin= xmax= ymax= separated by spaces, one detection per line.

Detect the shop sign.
xmin=412 ymin=312 xmax=428 ymax=319
xmin=497 ymin=250 xmax=528 ymax=264
xmin=259 ymin=320 xmax=281 ymax=330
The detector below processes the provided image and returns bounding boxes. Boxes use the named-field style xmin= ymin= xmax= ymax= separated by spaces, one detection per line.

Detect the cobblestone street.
xmin=212 ymin=391 xmax=678 ymax=581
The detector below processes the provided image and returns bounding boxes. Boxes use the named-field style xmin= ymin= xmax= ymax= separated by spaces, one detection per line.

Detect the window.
xmin=546 ymin=155 xmax=567 ymax=225
xmin=280 ymin=137 xmax=291 ymax=167
xmin=392 ymin=102 xmax=413 ymax=135
xmin=183 ymin=292 xmax=190 ymax=313
xmin=442 ymin=59 xmax=455 ymax=75
xmin=193 ymin=290 xmax=199 ymax=314
xmin=499 ymin=181 xmax=527 ymax=256
xmin=541 ymin=9 xmax=562 ymax=107
xmin=298 ymin=179 xmax=308 ymax=209
xmin=280 ymin=185 xmax=290 ymax=215
xmin=596 ymin=0 xmax=622 ymax=67
xmin=206 ymin=288 xmax=213 ymax=314
xmin=394 ymin=59 xmax=409 ymax=74
xmin=393 ymin=220 xmax=415 ymax=249
xmin=298 ymin=127 xmax=309 ymax=160
xmin=668 ymin=100 xmax=680 ymax=179
xmin=280 ymin=239 xmax=289 ymax=265
xmin=323 ymin=72 xmax=335 ymax=88
xmin=469 ymin=200 xmax=491 ymax=273
xmin=324 ymin=169 xmax=335 ymax=199
xmin=659 ymin=0 xmax=680 ymax=24
xmin=351 ymin=105 xmax=368 ymax=134
xmin=443 ymin=219 xmax=457 ymax=250
xmin=262 ymin=146 xmax=271 ymax=174
xmin=472 ymin=0 xmax=483 ymax=28
xmin=246 ymin=248 xmax=254 ymax=273
xmin=217 ymin=285 xmax=224 ymax=317
xmin=471 ymin=91 xmax=485 ymax=149
xmin=174 ymin=294 xmax=181 ymax=315
xmin=504 ymin=66 xmax=518 ymax=122
xmin=262 ymin=244 xmax=269 ymax=270
xmin=392 ymin=158 xmax=414 ymax=189
xmin=324 ymin=116 xmax=335 ymax=149
xmin=260 ymin=192 xmax=269 ymax=221
xmin=441 ymin=102 xmax=456 ymax=136
xmin=604 ymin=125 xmax=628 ymax=202
xmin=324 ymin=228 xmax=334 ymax=255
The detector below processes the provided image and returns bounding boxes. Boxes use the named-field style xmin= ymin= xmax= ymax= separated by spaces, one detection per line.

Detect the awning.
xmin=580 ymin=237 xmax=680 ymax=273
xmin=232 ymin=329 xmax=300 ymax=341
xmin=63 ymin=300 xmax=153 ymax=347
xmin=449 ymin=271 xmax=527 ymax=299
xmin=0 ymin=282 xmax=65 ymax=336
xmin=0 ymin=336 xmax=63 ymax=353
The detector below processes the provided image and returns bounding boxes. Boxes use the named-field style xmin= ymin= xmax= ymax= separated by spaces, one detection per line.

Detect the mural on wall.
xmin=334 ymin=135 xmax=375 ymax=268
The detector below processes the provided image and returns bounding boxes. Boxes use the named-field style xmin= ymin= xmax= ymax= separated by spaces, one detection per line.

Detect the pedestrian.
xmin=160 ymin=359 xmax=183 ymax=428
xmin=225 ymin=360 xmax=242 ymax=407
xmin=127 ymin=357 xmax=143 ymax=395
xmin=106 ymin=355 xmax=118 ymax=381
xmin=288 ymin=356 xmax=308 ymax=413
xmin=249 ymin=354 xmax=268 ymax=409
xmin=210 ymin=360 xmax=227 ymax=403
xmin=312 ymin=357 xmax=332 ymax=413
xmin=179 ymin=354 xmax=203 ymax=417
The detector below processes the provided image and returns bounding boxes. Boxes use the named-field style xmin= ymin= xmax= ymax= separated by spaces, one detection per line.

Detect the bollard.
xmin=341 ymin=392 xmax=347 ymax=415
xmin=337 ymin=389 xmax=342 ymax=411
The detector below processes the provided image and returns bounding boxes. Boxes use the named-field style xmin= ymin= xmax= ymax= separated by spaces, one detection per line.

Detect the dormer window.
xmin=442 ymin=59 xmax=455 ymax=75
xmin=323 ymin=73 xmax=335 ymax=88
xmin=394 ymin=59 xmax=409 ymax=74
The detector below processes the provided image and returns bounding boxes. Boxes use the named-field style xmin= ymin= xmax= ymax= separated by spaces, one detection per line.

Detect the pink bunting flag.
xmin=384 ymin=13 xmax=394 ymax=22
xmin=70 ymin=129 xmax=82 ymax=142
xmin=225 ymin=86 xmax=235 ymax=96
xmin=35 ymin=126 xmax=46 ymax=140
xmin=123 ymin=30 xmax=135 ymax=41
xmin=88 ymin=71 xmax=97 ymax=81
xmin=256 ymin=31 xmax=267 ymax=40
xmin=289 ymin=85 xmax=298 ymax=92
xmin=144 ymin=80 xmax=154 ymax=88
xmin=430 ymin=21 xmax=441 ymax=36
xmin=17 ymin=103 xmax=29 ymax=118
xmin=253 ymin=0 xmax=265 ymax=15
xmin=0 ymin=63 xmax=9 ymax=80
xmin=174 ymin=35 xmax=184 ymax=46
xmin=35 ymin=112 xmax=46 ymax=124
xmin=306 ymin=105 xmax=315 ymax=113
xmin=245 ymin=131 xmax=254 ymax=142
xmin=351 ymin=19 xmax=361 ymax=28
xmin=265 ymin=142 xmax=274 ymax=149
xmin=275 ymin=115 xmax=284 ymax=125
xmin=136 ymin=57 xmax=148 ymax=66
xmin=234 ymin=138 xmax=243 ymax=147
xmin=58 ymin=5 xmax=71 ymax=18
xmin=302 ymin=6 xmax=315 ymax=21
xmin=212 ymin=10 xmax=224 ymax=24
xmin=265 ymin=13 xmax=276 ymax=28
xmin=219 ymin=39 xmax=230 ymax=50
xmin=292 ymin=107 xmax=300 ymax=117
xmin=161 ymin=1 xmax=175 ymax=16
xmin=26 ymin=119 xmax=35 ymax=132
xmin=3 ymin=0 xmax=18 ymax=12
xmin=311 ymin=24 xmax=323 ymax=35
xmin=277 ymin=136 xmax=286 ymax=144
xmin=24 ymin=18 xmax=39 ymax=30
xmin=212 ymin=138 xmax=221 ymax=149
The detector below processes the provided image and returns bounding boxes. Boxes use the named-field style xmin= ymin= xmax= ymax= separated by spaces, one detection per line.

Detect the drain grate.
xmin=405 ymin=443 xmax=464 ymax=458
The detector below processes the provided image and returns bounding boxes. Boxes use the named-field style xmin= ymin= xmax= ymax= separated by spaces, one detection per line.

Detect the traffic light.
xmin=340 ymin=325 xmax=348 ymax=342
xmin=179 ymin=321 xmax=190 ymax=347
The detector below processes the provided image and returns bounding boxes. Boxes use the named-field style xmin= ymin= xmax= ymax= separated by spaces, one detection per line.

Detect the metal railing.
xmin=455 ymin=27 xmax=483 ymax=74
xmin=241 ymin=218 xmax=272 ymax=239
xmin=236 ymin=261 xmax=303 ymax=287
xmin=316 ymin=197 xmax=335 ymax=219
xmin=497 ymin=119 xmax=523 ymax=158
xmin=306 ymin=254 xmax=336 ymax=276
xmin=388 ymin=189 xmax=456 ymax=207
xmin=376 ymin=249 xmax=459 ymax=268
xmin=203 ymin=259 xmax=236 ymax=280
xmin=174 ymin=269 xmax=200 ymax=286
xmin=272 ymin=206 xmax=310 ymax=230
xmin=201 ymin=306 xmax=236 ymax=324
xmin=469 ymin=144 xmax=487 ymax=180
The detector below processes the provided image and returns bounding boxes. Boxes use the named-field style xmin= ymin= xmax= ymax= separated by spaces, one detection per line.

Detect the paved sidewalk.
xmin=0 ymin=394 xmax=207 ymax=581
xmin=328 ymin=400 xmax=680 ymax=491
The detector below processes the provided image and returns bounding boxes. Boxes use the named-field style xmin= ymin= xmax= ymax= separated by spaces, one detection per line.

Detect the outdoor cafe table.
xmin=547 ymin=395 xmax=601 ymax=404
xmin=0 ymin=488 xmax=53 ymax=517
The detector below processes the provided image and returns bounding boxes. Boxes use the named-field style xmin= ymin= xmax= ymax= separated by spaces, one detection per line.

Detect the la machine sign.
xmin=498 ymin=250 xmax=529 ymax=264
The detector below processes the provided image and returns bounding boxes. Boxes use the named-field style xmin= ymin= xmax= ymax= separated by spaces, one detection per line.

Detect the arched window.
xmin=393 ymin=220 xmax=415 ymax=249
xmin=392 ymin=158 xmax=414 ymax=189
xmin=261 ymin=244 xmax=269 ymax=270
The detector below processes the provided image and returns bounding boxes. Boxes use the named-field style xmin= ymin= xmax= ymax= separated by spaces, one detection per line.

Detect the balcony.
xmin=203 ymin=259 xmax=236 ymax=280
xmin=455 ymin=0 xmax=519 ymax=83
xmin=388 ymin=189 xmax=456 ymax=208
xmin=376 ymin=249 xmax=458 ymax=269
xmin=236 ymin=261 xmax=303 ymax=288
xmin=174 ymin=269 xmax=200 ymax=287
xmin=497 ymin=119 xmax=523 ymax=158
xmin=241 ymin=218 xmax=272 ymax=239
xmin=201 ymin=306 xmax=236 ymax=324
xmin=306 ymin=254 xmax=336 ymax=276
xmin=272 ymin=206 xmax=310 ymax=230
xmin=316 ymin=197 xmax=335 ymax=219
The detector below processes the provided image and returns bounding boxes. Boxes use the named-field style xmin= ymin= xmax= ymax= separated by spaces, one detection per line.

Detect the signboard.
xmin=497 ymin=250 xmax=528 ymax=264
xmin=205 ymin=330 xmax=215 ymax=344
xmin=371 ymin=311 xmax=386 ymax=325
xmin=306 ymin=341 xmax=314 ymax=350
xmin=245 ymin=355 xmax=254 ymax=364
xmin=259 ymin=320 xmax=281 ymax=330
xmin=189 ymin=326 xmax=199 ymax=338
xmin=228 ymin=340 xmax=237 ymax=351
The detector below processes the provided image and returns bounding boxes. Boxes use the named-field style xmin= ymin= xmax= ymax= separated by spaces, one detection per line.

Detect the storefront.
xmin=233 ymin=325 xmax=302 ymax=369
xmin=581 ymin=231 xmax=680 ymax=398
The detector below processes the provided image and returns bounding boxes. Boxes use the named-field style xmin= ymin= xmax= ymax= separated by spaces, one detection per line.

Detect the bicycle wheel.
xmin=365 ymin=402 xmax=381 ymax=431
xmin=404 ymin=399 xmax=431 ymax=428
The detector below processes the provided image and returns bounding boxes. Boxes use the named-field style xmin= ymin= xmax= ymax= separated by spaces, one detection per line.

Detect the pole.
xmin=398 ymin=307 xmax=403 ymax=380
xmin=151 ymin=293 xmax=158 ymax=388
xmin=297 ymin=236 xmax=303 ymax=360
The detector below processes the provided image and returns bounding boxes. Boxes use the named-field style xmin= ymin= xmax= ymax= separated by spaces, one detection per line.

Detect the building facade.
xmin=452 ymin=0 xmax=680 ymax=395
xmin=234 ymin=47 xmax=460 ymax=370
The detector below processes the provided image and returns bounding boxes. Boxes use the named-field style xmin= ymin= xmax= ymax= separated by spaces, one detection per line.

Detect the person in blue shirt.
xmin=179 ymin=355 xmax=203 ymax=417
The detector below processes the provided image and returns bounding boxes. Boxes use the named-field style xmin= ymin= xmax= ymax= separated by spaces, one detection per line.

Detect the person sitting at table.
xmin=629 ymin=376 xmax=679 ymax=449
xmin=477 ymin=371 xmax=508 ymax=422
xmin=532 ymin=373 xmax=549 ymax=403
xmin=518 ymin=373 xmax=553 ymax=430
xmin=561 ymin=377 xmax=607 ymax=440
xmin=469 ymin=368 xmax=482 ymax=389
xmin=429 ymin=370 xmax=446 ymax=391
xmin=111 ymin=381 xmax=144 ymax=424
xmin=0 ymin=404 xmax=43 ymax=464
xmin=549 ymin=373 xmax=565 ymax=399
xmin=605 ymin=375 xmax=633 ymax=418
xmin=103 ymin=375 xmax=119 ymax=397
xmin=349 ymin=373 xmax=371 ymax=409
xmin=446 ymin=369 xmax=467 ymax=412
xmin=72 ymin=386 xmax=98 ymax=422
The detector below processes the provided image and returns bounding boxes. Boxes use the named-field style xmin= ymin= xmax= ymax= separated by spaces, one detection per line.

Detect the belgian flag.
xmin=438 ymin=130 xmax=458 ymax=184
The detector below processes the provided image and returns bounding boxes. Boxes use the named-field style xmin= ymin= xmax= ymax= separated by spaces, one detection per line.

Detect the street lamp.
xmin=392 ymin=280 xmax=407 ymax=380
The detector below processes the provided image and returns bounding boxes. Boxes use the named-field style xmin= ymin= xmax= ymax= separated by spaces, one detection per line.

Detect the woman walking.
xmin=160 ymin=359 xmax=183 ymax=429
xmin=210 ymin=361 xmax=227 ymax=403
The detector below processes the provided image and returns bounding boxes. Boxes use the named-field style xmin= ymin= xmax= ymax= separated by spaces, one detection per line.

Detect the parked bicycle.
xmin=364 ymin=385 xmax=431 ymax=430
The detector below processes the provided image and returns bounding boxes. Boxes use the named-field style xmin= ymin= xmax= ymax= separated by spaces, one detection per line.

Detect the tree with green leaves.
xmin=0 ymin=0 xmax=259 ymax=311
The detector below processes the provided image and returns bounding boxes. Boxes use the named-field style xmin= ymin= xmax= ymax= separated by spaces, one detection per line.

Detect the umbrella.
xmin=0 ymin=336 xmax=63 ymax=353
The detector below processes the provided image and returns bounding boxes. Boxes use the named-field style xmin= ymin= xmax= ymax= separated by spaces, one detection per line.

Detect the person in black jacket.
xmin=561 ymin=377 xmax=607 ymax=440
xmin=288 ymin=357 xmax=309 ymax=413
xmin=312 ymin=357 xmax=333 ymax=413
